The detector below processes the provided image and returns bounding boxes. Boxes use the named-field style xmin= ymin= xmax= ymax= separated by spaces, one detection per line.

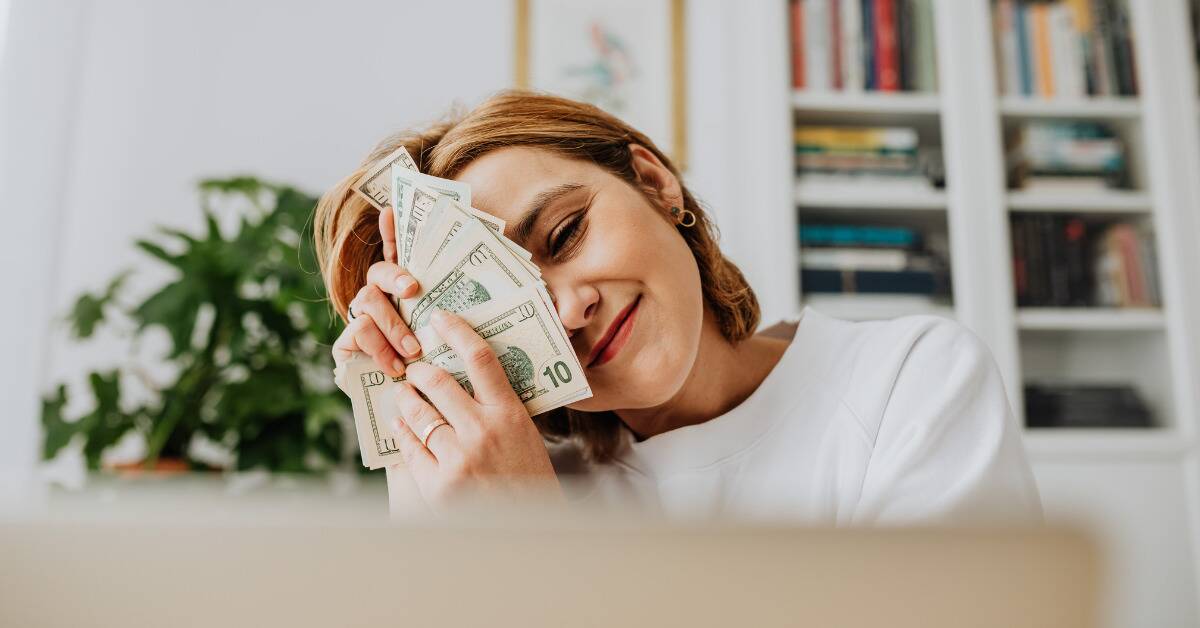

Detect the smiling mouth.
xmin=588 ymin=295 xmax=641 ymax=368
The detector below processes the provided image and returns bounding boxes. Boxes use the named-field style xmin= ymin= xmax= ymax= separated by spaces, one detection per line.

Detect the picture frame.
xmin=514 ymin=0 xmax=688 ymax=170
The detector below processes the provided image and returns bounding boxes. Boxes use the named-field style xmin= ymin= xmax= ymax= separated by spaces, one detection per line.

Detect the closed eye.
xmin=548 ymin=211 xmax=587 ymax=258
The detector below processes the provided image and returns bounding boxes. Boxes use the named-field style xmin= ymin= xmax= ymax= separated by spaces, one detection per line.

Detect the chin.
xmin=567 ymin=349 xmax=693 ymax=414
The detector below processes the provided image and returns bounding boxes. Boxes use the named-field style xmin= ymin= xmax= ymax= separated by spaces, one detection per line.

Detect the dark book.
xmin=1092 ymin=0 xmax=1120 ymax=96
xmin=1024 ymin=216 xmax=1047 ymax=305
xmin=801 ymin=268 xmax=945 ymax=295
xmin=862 ymin=0 xmax=877 ymax=90
xmin=1046 ymin=216 xmax=1071 ymax=307
xmin=1012 ymin=215 xmax=1029 ymax=306
xmin=897 ymin=0 xmax=913 ymax=90
xmin=1113 ymin=0 xmax=1138 ymax=95
xmin=1063 ymin=218 xmax=1092 ymax=306
xmin=1025 ymin=383 xmax=1153 ymax=428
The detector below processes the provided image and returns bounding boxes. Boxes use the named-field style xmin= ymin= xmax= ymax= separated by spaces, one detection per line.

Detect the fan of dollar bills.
xmin=337 ymin=147 xmax=593 ymax=469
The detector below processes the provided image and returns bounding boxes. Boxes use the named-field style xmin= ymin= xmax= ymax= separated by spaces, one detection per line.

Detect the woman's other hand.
xmin=332 ymin=206 xmax=421 ymax=377
xmin=390 ymin=309 xmax=562 ymax=507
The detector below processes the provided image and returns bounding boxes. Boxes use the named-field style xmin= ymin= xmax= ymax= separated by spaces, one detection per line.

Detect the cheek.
xmin=572 ymin=211 xmax=705 ymax=409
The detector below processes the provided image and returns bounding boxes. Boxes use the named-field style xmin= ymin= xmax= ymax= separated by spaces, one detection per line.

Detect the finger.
xmin=354 ymin=285 xmax=422 ymax=360
xmin=390 ymin=413 xmax=438 ymax=474
xmin=349 ymin=315 xmax=406 ymax=377
xmin=429 ymin=309 xmax=513 ymax=406
xmin=404 ymin=362 xmax=481 ymax=431
xmin=365 ymin=260 xmax=420 ymax=299
xmin=332 ymin=323 xmax=362 ymax=365
xmin=394 ymin=380 xmax=459 ymax=461
xmin=379 ymin=207 xmax=397 ymax=264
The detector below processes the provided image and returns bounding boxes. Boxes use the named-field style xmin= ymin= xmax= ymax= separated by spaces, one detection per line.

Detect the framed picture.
xmin=514 ymin=0 xmax=687 ymax=170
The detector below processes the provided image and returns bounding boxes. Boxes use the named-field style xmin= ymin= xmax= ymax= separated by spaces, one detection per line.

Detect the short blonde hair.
xmin=314 ymin=90 xmax=759 ymax=462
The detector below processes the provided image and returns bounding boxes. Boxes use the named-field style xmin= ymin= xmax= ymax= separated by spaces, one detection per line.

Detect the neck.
xmin=615 ymin=312 xmax=792 ymax=440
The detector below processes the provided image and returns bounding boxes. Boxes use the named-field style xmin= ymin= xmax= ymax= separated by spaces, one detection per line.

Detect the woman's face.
xmin=454 ymin=146 xmax=704 ymax=413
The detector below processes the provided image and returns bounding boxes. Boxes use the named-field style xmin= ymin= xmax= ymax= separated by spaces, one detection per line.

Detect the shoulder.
xmin=796 ymin=311 xmax=994 ymax=431
xmin=796 ymin=312 xmax=1003 ymax=449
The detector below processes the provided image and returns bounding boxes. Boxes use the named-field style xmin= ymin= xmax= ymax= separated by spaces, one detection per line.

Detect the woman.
xmin=315 ymin=90 xmax=1042 ymax=525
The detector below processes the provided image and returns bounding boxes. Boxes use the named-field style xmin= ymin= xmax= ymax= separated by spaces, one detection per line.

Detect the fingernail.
xmin=392 ymin=358 xmax=406 ymax=377
xmin=401 ymin=335 xmax=422 ymax=357
xmin=396 ymin=275 xmax=417 ymax=296
xmin=431 ymin=308 xmax=449 ymax=324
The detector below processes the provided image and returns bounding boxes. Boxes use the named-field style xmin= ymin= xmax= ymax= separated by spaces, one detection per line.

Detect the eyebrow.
xmin=512 ymin=183 xmax=585 ymax=244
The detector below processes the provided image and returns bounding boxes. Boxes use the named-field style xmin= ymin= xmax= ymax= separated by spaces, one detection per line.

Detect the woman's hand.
xmin=390 ymin=308 xmax=562 ymax=508
xmin=332 ymin=207 xmax=421 ymax=377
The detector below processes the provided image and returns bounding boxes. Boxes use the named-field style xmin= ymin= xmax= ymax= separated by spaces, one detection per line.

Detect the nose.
xmin=548 ymin=279 xmax=599 ymax=336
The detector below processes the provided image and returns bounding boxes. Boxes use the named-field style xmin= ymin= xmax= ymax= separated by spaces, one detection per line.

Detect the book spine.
xmin=806 ymin=0 xmax=832 ymax=91
xmin=911 ymin=0 xmax=936 ymax=92
xmin=874 ymin=0 xmax=900 ymax=91
xmin=1032 ymin=4 xmax=1055 ymax=97
xmin=862 ymin=0 xmax=877 ymax=90
xmin=831 ymin=0 xmax=843 ymax=90
xmin=995 ymin=0 xmax=1018 ymax=96
xmin=1139 ymin=226 xmax=1161 ymax=306
xmin=1015 ymin=3 xmax=1034 ymax=96
xmin=1051 ymin=4 xmax=1086 ymax=98
xmin=1111 ymin=0 xmax=1138 ymax=95
xmin=1092 ymin=0 xmax=1118 ymax=96
xmin=896 ymin=0 xmax=912 ymax=91
xmin=841 ymin=0 xmax=864 ymax=91
xmin=791 ymin=0 xmax=806 ymax=88
xmin=1065 ymin=0 xmax=1097 ymax=95
xmin=801 ymin=248 xmax=911 ymax=271
xmin=1012 ymin=215 xmax=1029 ymax=305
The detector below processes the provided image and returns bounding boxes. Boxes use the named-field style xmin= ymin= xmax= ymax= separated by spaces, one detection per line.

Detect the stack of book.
xmin=1025 ymin=382 xmax=1152 ymax=428
xmin=992 ymin=0 xmax=1138 ymax=99
xmin=1006 ymin=121 xmax=1128 ymax=191
xmin=1011 ymin=215 xmax=1160 ymax=307
xmin=790 ymin=0 xmax=937 ymax=93
xmin=800 ymin=224 xmax=951 ymax=298
xmin=796 ymin=125 xmax=942 ymax=187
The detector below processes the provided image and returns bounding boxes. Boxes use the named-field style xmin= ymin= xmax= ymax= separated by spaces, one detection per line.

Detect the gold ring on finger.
xmin=419 ymin=418 xmax=450 ymax=449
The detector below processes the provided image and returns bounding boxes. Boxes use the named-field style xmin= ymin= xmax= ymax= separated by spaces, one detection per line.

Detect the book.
xmin=805 ymin=0 xmax=833 ymax=91
xmin=841 ymin=0 xmax=864 ymax=90
xmin=800 ymin=224 xmax=920 ymax=248
xmin=1049 ymin=3 xmax=1086 ymax=98
xmin=996 ymin=0 xmax=1022 ymax=96
xmin=874 ymin=0 xmax=900 ymax=90
xmin=1031 ymin=3 xmax=1055 ymax=97
xmin=1025 ymin=383 xmax=1153 ymax=428
xmin=791 ymin=0 xmax=806 ymax=88
xmin=1015 ymin=3 xmax=1035 ymax=96
xmin=911 ymin=0 xmax=937 ymax=91
xmin=801 ymin=268 xmax=945 ymax=295
xmin=801 ymin=247 xmax=912 ymax=271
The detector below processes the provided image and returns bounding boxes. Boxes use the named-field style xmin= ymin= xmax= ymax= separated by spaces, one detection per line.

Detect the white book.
xmin=1049 ymin=4 xmax=1085 ymax=99
xmin=996 ymin=0 xmax=1022 ymax=96
xmin=804 ymin=0 xmax=831 ymax=91
xmin=840 ymin=0 xmax=863 ymax=91
xmin=801 ymin=248 xmax=911 ymax=271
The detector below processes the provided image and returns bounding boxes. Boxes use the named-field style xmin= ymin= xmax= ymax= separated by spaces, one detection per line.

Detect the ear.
xmin=628 ymin=143 xmax=683 ymax=207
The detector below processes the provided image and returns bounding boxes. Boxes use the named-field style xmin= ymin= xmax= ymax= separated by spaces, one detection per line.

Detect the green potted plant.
xmin=40 ymin=177 xmax=353 ymax=474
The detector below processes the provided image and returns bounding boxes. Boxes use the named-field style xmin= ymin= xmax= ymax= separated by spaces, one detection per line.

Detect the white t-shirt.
xmin=564 ymin=308 xmax=1044 ymax=526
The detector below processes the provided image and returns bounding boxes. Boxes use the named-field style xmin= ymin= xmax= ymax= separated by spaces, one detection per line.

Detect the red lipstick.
xmin=588 ymin=296 xmax=641 ymax=368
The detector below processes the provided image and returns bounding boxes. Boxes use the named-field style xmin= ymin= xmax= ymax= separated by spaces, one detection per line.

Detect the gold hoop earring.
xmin=669 ymin=206 xmax=696 ymax=228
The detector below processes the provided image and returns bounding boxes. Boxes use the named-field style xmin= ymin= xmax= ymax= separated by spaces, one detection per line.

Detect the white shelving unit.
xmin=717 ymin=0 xmax=1200 ymax=624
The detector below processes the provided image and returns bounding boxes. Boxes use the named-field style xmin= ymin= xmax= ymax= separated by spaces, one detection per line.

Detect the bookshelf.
xmin=758 ymin=0 xmax=1200 ymax=622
